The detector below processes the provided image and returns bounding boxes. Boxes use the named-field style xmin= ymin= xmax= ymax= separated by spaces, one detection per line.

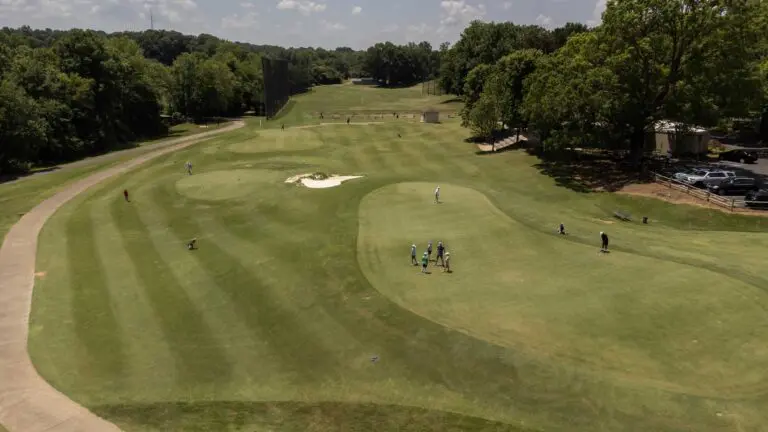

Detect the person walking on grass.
xmin=123 ymin=189 xmax=130 ymax=202
xmin=436 ymin=241 xmax=445 ymax=266
xmin=434 ymin=185 xmax=440 ymax=203
xmin=427 ymin=241 xmax=433 ymax=262
xmin=600 ymin=231 xmax=609 ymax=252
xmin=411 ymin=244 xmax=418 ymax=265
xmin=185 ymin=161 xmax=193 ymax=175
xmin=558 ymin=223 xmax=566 ymax=235
xmin=281 ymin=124 xmax=285 ymax=130
xmin=421 ymin=252 xmax=429 ymax=273
xmin=443 ymin=252 xmax=451 ymax=273
xmin=187 ymin=238 xmax=197 ymax=250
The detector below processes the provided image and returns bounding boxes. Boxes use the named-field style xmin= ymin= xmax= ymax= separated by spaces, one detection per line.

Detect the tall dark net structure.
xmin=262 ymin=57 xmax=290 ymax=119
xmin=421 ymin=80 xmax=445 ymax=96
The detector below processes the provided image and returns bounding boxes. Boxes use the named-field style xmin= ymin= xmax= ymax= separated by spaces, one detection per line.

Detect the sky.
xmin=0 ymin=0 xmax=607 ymax=49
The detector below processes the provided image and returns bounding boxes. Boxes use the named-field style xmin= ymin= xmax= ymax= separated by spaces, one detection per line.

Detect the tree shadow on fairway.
xmin=527 ymin=148 xmax=649 ymax=193
xmin=92 ymin=400 xmax=532 ymax=432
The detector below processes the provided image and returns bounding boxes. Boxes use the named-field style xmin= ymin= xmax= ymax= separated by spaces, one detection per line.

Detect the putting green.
xmin=228 ymin=128 xmax=323 ymax=154
xmin=175 ymin=169 xmax=280 ymax=201
xmin=358 ymin=182 xmax=768 ymax=394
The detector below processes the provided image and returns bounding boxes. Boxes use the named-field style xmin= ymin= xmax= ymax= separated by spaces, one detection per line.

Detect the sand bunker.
xmin=286 ymin=172 xmax=363 ymax=189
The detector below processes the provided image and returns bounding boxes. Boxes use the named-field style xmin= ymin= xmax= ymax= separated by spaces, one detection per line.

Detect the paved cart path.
xmin=0 ymin=121 xmax=244 ymax=432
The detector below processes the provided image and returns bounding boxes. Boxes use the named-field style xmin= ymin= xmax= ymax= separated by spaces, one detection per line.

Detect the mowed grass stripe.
xmin=65 ymin=197 xmax=126 ymax=389
xmin=151 ymin=183 xmax=341 ymax=382
xmin=130 ymin=177 xmax=282 ymax=381
xmin=29 ymin=194 xmax=84 ymax=393
xmin=89 ymin=191 xmax=179 ymax=399
xmin=110 ymin=185 xmax=233 ymax=389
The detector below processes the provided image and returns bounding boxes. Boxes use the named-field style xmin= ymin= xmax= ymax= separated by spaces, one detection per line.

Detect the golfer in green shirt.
xmin=421 ymin=252 xmax=429 ymax=273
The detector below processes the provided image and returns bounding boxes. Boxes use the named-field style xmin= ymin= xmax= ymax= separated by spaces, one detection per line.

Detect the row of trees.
xmin=363 ymin=41 xmax=445 ymax=85
xmin=0 ymin=27 xmax=445 ymax=174
xmin=452 ymin=1 xmax=768 ymax=161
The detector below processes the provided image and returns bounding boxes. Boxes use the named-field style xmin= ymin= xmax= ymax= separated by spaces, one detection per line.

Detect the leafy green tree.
xmin=459 ymin=64 xmax=493 ymax=127
xmin=467 ymin=93 xmax=500 ymax=143
xmin=0 ymin=79 xmax=46 ymax=172
xmin=484 ymin=49 xmax=543 ymax=138
xmin=524 ymin=0 xmax=767 ymax=160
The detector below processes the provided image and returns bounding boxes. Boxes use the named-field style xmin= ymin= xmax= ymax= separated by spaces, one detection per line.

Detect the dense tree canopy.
xmin=439 ymin=21 xmax=588 ymax=96
xmin=449 ymin=0 xmax=768 ymax=162
xmin=0 ymin=26 xmax=449 ymax=174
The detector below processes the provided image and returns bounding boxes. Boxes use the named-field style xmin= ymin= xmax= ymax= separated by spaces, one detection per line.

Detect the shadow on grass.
xmin=441 ymin=97 xmax=462 ymax=104
xmin=92 ymin=401 xmax=530 ymax=432
xmin=527 ymin=148 xmax=648 ymax=193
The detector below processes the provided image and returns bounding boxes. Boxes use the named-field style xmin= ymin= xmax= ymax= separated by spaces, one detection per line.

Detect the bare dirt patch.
xmin=619 ymin=183 xmax=768 ymax=217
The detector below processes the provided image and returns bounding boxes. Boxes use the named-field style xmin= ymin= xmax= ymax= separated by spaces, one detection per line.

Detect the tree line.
xmin=0 ymin=27 xmax=442 ymax=174
xmin=450 ymin=1 xmax=768 ymax=161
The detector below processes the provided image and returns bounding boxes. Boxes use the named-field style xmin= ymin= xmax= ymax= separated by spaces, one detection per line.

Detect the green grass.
xmin=275 ymin=82 xmax=461 ymax=126
xmin=25 ymin=85 xmax=768 ymax=431
xmin=0 ymin=121 xmax=233 ymax=242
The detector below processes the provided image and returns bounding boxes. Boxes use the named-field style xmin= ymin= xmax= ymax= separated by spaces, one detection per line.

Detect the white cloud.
xmin=276 ymin=0 xmax=326 ymax=15
xmin=439 ymin=0 xmax=486 ymax=28
xmin=407 ymin=23 xmax=431 ymax=35
xmin=535 ymin=14 xmax=553 ymax=28
xmin=381 ymin=23 xmax=399 ymax=33
xmin=321 ymin=19 xmax=345 ymax=30
xmin=351 ymin=5 xmax=361 ymax=15
xmin=587 ymin=0 xmax=606 ymax=26
xmin=222 ymin=11 xmax=258 ymax=28
xmin=502 ymin=1 xmax=512 ymax=9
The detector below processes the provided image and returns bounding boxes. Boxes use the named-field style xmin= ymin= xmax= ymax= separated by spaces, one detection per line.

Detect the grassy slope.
xmin=275 ymin=82 xmax=461 ymax=125
xmin=27 ymin=84 xmax=768 ymax=431
xmin=0 ymin=122 xmax=231 ymax=242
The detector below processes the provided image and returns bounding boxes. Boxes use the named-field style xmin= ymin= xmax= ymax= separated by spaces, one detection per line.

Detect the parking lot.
xmin=661 ymin=157 xmax=768 ymax=208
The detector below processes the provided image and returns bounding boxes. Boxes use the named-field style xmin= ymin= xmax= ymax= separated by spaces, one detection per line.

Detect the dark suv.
xmin=745 ymin=190 xmax=768 ymax=209
xmin=707 ymin=177 xmax=757 ymax=195
xmin=718 ymin=149 xmax=758 ymax=164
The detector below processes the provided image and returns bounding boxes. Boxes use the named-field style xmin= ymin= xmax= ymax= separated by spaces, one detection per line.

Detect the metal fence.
xmin=652 ymin=172 xmax=743 ymax=210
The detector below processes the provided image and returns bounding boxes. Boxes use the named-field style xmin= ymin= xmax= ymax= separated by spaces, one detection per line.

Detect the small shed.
xmin=421 ymin=108 xmax=439 ymax=123
xmin=648 ymin=120 xmax=710 ymax=156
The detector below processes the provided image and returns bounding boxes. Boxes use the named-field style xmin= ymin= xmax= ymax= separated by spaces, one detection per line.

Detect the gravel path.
xmin=0 ymin=121 xmax=244 ymax=432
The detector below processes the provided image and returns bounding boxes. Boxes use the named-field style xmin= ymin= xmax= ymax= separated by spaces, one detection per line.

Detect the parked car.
xmin=674 ymin=168 xmax=710 ymax=181
xmin=718 ymin=149 xmax=758 ymax=164
xmin=745 ymin=190 xmax=768 ymax=209
xmin=707 ymin=177 xmax=757 ymax=195
xmin=683 ymin=170 xmax=734 ymax=187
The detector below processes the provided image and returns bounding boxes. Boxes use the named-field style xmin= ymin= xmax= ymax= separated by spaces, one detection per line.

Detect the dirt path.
xmin=0 ymin=121 xmax=244 ymax=432
xmin=619 ymin=183 xmax=768 ymax=217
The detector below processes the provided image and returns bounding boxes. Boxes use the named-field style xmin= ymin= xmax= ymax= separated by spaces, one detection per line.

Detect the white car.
xmin=683 ymin=170 xmax=734 ymax=187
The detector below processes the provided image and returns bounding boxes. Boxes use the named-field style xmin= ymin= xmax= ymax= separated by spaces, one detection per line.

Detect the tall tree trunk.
xmin=629 ymin=125 xmax=646 ymax=167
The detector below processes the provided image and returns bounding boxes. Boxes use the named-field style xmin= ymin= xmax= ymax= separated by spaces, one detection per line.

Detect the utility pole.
xmin=150 ymin=9 xmax=154 ymax=30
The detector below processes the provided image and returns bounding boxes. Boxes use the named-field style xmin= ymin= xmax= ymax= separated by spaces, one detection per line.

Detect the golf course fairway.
xmin=358 ymin=182 xmax=768 ymax=395
xmin=12 ymin=84 xmax=768 ymax=431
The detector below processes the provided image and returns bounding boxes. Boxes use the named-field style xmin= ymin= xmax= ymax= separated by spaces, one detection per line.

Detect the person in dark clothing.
xmin=281 ymin=124 xmax=285 ymax=130
xmin=558 ymin=223 xmax=566 ymax=235
xmin=600 ymin=232 xmax=609 ymax=251
xmin=436 ymin=241 xmax=445 ymax=266
xmin=346 ymin=117 xmax=351 ymax=124
xmin=123 ymin=189 xmax=130 ymax=202
xmin=187 ymin=238 xmax=197 ymax=250
xmin=427 ymin=241 xmax=433 ymax=261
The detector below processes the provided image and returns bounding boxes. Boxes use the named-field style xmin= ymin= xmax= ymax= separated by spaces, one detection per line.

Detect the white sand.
xmin=285 ymin=173 xmax=363 ymax=189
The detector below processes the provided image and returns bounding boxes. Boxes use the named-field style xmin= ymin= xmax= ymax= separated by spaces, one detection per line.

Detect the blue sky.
xmin=0 ymin=0 xmax=606 ymax=49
